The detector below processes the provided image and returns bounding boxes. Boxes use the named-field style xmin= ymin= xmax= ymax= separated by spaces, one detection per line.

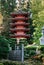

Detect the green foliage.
xmin=1 ymin=0 xmax=16 ymax=16
xmin=19 ymin=39 xmax=28 ymax=46
xmin=1 ymin=16 xmax=11 ymax=39
xmin=24 ymin=45 xmax=44 ymax=59
xmin=40 ymin=46 xmax=44 ymax=53
xmin=30 ymin=0 xmax=44 ymax=44
xmin=0 ymin=36 xmax=9 ymax=59
xmin=0 ymin=60 xmax=43 ymax=65
xmin=24 ymin=46 xmax=36 ymax=59
xmin=3 ymin=61 xmax=25 ymax=65
xmin=8 ymin=38 xmax=17 ymax=50
xmin=27 ymin=18 xmax=35 ymax=44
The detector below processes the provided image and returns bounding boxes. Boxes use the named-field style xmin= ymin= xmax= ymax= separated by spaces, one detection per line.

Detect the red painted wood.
xmin=10 ymin=13 xmax=30 ymax=38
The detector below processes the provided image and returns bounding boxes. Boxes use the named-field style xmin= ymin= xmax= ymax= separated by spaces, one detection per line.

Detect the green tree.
xmin=30 ymin=0 xmax=44 ymax=44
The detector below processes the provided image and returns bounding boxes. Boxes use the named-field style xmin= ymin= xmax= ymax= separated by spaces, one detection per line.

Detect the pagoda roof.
xmin=11 ymin=11 xmax=30 ymax=16
xmin=9 ymin=17 xmax=29 ymax=21
xmin=10 ymin=23 xmax=29 ymax=26
xmin=10 ymin=34 xmax=30 ymax=38
xmin=10 ymin=28 xmax=30 ymax=32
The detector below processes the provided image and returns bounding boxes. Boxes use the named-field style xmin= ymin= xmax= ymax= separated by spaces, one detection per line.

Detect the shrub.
xmin=24 ymin=46 xmax=36 ymax=59
xmin=3 ymin=61 xmax=25 ymax=65
xmin=0 ymin=36 xmax=9 ymax=59
xmin=40 ymin=46 xmax=44 ymax=53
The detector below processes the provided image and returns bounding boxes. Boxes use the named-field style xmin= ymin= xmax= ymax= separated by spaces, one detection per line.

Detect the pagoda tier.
xmin=11 ymin=12 xmax=29 ymax=17
xmin=10 ymin=28 xmax=30 ymax=32
xmin=9 ymin=17 xmax=29 ymax=21
xmin=10 ymin=34 xmax=30 ymax=38
xmin=10 ymin=23 xmax=29 ymax=26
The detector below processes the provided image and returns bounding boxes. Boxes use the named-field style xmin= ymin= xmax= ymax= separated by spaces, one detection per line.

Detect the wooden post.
xmin=22 ymin=44 xmax=24 ymax=63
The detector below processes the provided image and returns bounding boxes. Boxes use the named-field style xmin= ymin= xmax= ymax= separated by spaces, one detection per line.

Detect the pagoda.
xmin=10 ymin=11 xmax=30 ymax=39
xmin=9 ymin=0 xmax=30 ymax=62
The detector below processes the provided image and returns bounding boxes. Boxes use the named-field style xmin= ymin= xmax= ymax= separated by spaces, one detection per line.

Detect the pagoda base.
xmin=8 ymin=44 xmax=24 ymax=62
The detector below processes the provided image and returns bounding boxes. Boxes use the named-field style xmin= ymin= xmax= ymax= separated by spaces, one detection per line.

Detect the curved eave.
xmin=11 ymin=12 xmax=30 ymax=16
xmin=10 ymin=23 xmax=30 ymax=26
xmin=10 ymin=34 xmax=30 ymax=38
xmin=10 ymin=28 xmax=30 ymax=32
xmin=9 ymin=18 xmax=29 ymax=21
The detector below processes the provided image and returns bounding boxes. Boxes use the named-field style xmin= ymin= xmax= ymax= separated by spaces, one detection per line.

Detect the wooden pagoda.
xmin=10 ymin=11 xmax=30 ymax=39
